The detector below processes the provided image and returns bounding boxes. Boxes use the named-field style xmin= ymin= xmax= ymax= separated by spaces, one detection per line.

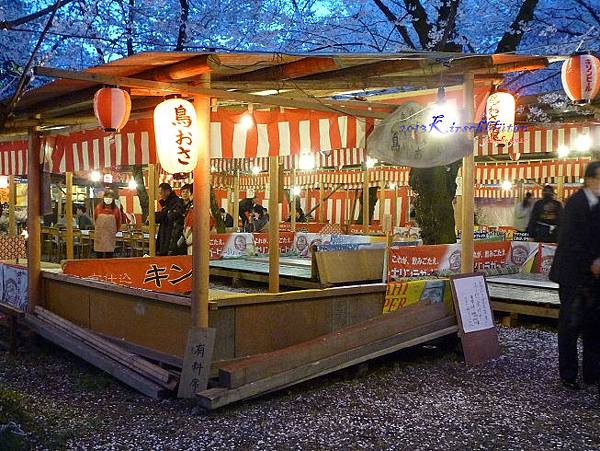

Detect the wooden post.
xmin=362 ymin=167 xmax=369 ymax=234
xmin=57 ymin=189 xmax=62 ymax=223
xmin=393 ymin=185 xmax=399 ymax=228
xmin=65 ymin=172 xmax=74 ymax=259
xmin=461 ymin=72 xmax=475 ymax=273
xmin=304 ymin=184 xmax=311 ymax=220
xmin=268 ymin=156 xmax=280 ymax=293
xmin=232 ymin=170 xmax=240 ymax=231
xmin=27 ymin=131 xmax=41 ymax=313
xmin=290 ymin=169 xmax=296 ymax=232
xmin=148 ymin=163 xmax=156 ymax=257
xmin=557 ymin=176 xmax=565 ymax=202
xmin=343 ymin=189 xmax=349 ymax=225
xmin=379 ymin=179 xmax=386 ymax=226
xmin=192 ymin=94 xmax=211 ymax=327
xmin=319 ymin=180 xmax=325 ymax=223
xmin=8 ymin=175 xmax=16 ymax=236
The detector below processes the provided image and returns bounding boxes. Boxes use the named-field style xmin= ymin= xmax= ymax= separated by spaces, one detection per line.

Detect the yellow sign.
xmin=384 ymin=279 xmax=454 ymax=314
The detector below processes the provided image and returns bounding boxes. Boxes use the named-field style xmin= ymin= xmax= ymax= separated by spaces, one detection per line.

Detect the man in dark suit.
xmin=549 ymin=161 xmax=600 ymax=390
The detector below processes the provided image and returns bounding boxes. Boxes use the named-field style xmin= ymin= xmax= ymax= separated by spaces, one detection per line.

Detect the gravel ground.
xmin=1 ymin=325 xmax=600 ymax=450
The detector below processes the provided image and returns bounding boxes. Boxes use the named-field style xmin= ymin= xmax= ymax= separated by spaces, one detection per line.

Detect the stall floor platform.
xmin=209 ymin=256 xmax=320 ymax=289
xmin=487 ymin=273 xmax=559 ymax=319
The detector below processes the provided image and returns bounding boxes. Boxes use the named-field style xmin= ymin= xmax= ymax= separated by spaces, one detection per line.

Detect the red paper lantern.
xmin=93 ymin=87 xmax=132 ymax=132
xmin=561 ymin=53 xmax=600 ymax=104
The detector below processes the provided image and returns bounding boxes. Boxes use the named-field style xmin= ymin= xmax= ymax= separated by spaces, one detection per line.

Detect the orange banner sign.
xmin=63 ymin=256 xmax=194 ymax=293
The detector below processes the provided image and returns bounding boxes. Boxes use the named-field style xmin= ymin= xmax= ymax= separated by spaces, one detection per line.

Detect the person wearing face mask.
xmin=527 ymin=185 xmax=563 ymax=242
xmin=549 ymin=161 xmax=600 ymax=390
xmin=93 ymin=190 xmax=121 ymax=258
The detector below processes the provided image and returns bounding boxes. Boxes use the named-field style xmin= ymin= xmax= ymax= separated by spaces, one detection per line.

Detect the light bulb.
xmin=389 ymin=182 xmax=397 ymax=189
xmin=128 ymin=179 xmax=137 ymax=190
xmin=366 ymin=157 xmax=377 ymax=169
xmin=501 ymin=180 xmax=513 ymax=191
xmin=90 ymin=171 xmax=101 ymax=182
xmin=298 ymin=154 xmax=315 ymax=171
xmin=575 ymin=134 xmax=592 ymax=152
xmin=240 ymin=113 xmax=254 ymax=131
xmin=0 ymin=177 xmax=8 ymax=189
xmin=557 ymin=145 xmax=570 ymax=158
xmin=291 ymin=186 xmax=302 ymax=196
xmin=251 ymin=166 xmax=261 ymax=175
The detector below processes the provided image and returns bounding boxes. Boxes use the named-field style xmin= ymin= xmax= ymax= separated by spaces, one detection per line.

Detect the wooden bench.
xmin=0 ymin=303 xmax=24 ymax=354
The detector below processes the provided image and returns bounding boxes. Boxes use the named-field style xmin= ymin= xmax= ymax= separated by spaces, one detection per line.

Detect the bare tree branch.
xmin=403 ymin=0 xmax=431 ymax=48
xmin=371 ymin=0 xmax=416 ymax=48
xmin=495 ymin=0 xmax=540 ymax=53
xmin=176 ymin=0 xmax=190 ymax=50
xmin=0 ymin=0 xmax=77 ymax=30
xmin=574 ymin=0 xmax=600 ymax=26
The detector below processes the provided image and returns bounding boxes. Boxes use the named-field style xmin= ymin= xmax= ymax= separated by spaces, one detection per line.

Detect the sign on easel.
xmin=450 ymin=273 xmax=500 ymax=365
xmin=178 ymin=327 xmax=216 ymax=398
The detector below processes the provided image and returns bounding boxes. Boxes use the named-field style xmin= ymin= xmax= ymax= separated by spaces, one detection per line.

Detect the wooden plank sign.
xmin=450 ymin=273 xmax=500 ymax=365
xmin=178 ymin=327 xmax=216 ymax=398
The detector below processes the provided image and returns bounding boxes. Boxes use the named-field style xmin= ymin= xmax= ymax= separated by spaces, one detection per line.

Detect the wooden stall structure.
xmin=0 ymin=50 xmax=556 ymax=406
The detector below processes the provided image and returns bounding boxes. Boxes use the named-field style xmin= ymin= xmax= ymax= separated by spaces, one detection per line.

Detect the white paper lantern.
xmin=154 ymin=98 xmax=199 ymax=174
xmin=486 ymin=91 xmax=515 ymax=147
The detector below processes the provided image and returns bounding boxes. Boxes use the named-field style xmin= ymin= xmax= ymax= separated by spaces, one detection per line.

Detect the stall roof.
xmin=2 ymin=50 xmax=557 ymax=125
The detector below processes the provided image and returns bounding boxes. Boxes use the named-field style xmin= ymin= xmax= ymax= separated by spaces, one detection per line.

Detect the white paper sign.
xmin=452 ymin=274 xmax=494 ymax=333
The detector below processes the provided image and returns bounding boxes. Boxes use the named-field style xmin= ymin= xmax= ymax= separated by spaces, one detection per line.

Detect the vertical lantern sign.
xmin=561 ymin=53 xmax=600 ymax=104
xmin=154 ymin=98 xmax=199 ymax=174
xmin=93 ymin=87 xmax=131 ymax=132
xmin=486 ymin=91 xmax=515 ymax=147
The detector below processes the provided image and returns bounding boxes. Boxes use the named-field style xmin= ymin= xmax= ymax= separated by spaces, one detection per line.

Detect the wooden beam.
xmin=461 ymin=73 xmax=475 ymax=273
xmin=193 ymin=89 xmax=212 ymax=327
xmin=219 ymin=303 xmax=452 ymax=388
xmin=8 ymin=175 xmax=16 ymax=236
xmin=221 ymin=57 xmax=339 ymax=82
xmin=268 ymin=156 xmax=280 ymax=293
xmin=33 ymin=67 xmax=388 ymax=119
xmin=65 ymin=172 xmax=74 ymax=259
xmin=148 ymin=164 xmax=156 ymax=257
xmin=152 ymin=55 xmax=219 ymax=81
xmin=211 ymin=76 xmax=464 ymax=91
xmin=26 ymin=131 xmax=41 ymax=313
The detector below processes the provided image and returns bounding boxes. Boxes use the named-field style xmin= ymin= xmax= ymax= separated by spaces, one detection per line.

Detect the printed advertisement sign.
xmin=253 ymin=232 xmax=295 ymax=255
xmin=383 ymin=279 xmax=452 ymax=314
xmin=292 ymin=233 xmax=332 ymax=258
xmin=387 ymin=241 xmax=539 ymax=280
xmin=537 ymin=243 xmax=557 ymax=275
xmin=0 ymin=264 xmax=28 ymax=311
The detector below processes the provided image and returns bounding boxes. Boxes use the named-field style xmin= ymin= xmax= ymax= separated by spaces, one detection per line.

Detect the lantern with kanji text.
xmin=153 ymin=97 xmax=199 ymax=174
xmin=93 ymin=87 xmax=131 ymax=132
xmin=486 ymin=91 xmax=515 ymax=147
xmin=561 ymin=53 xmax=600 ymax=104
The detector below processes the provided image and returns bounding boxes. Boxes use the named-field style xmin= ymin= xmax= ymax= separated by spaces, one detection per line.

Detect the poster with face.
xmin=1 ymin=264 xmax=27 ymax=311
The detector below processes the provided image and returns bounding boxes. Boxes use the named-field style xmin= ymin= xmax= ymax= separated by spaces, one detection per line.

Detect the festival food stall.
xmin=0 ymin=50 xmax=578 ymax=407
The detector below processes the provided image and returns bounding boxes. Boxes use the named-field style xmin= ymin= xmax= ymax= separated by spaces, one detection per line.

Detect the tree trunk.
xmin=356 ymin=187 xmax=379 ymax=224
xmin=409 ymin=162 xmax=460 ymax=244
xmin=132 ymin=166 xmax=149 ymax=223
xmin=210 ymin=187 xmax=226 ymax=233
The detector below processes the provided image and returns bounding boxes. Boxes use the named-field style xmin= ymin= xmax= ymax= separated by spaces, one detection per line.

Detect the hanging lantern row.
xmin=93 ymin=87 xmax=132 ymax=132
xmin=561 ymin=52 xmax=600 ymax=104
xmin=154 ymin=97 xmax=199 ymax=175
xmin=486 ymin=90 xmax=515 ymax=147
